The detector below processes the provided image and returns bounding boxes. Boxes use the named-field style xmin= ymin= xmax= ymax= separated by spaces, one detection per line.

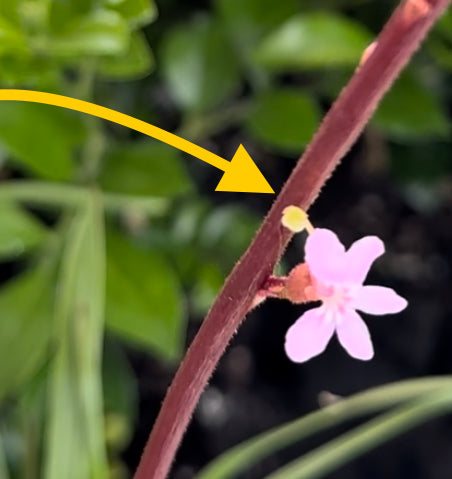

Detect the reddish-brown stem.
xmin=133 ymin=1 xmax=450 ymax=478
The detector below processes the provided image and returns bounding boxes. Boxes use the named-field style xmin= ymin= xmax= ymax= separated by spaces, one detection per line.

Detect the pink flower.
xmin=285 ymin=229 xmax=407 ymax=363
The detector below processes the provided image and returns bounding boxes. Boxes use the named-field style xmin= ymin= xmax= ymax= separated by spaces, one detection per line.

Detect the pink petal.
xmin=336 ymin=309 xmax=374 ymax=360
xmin=285 ymin=308 xmax=335 ymax=363
xmin=344 ymin=236 xmax=385 ymax=284
xmin=305 ymin=229 xmax=346 ymax=283
xmin=352 ymin=286 xmax=408 ymax=315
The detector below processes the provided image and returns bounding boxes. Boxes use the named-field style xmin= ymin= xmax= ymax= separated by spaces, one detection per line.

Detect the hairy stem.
xmin=133 ymin=1 xmax=451 ymax=478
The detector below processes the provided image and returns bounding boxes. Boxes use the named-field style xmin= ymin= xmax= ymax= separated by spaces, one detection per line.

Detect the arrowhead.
xmin=215 ymin=144 xmax=274 ymax=193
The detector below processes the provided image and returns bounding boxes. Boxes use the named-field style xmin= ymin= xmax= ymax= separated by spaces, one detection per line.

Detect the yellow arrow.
xmin=0 ymin=89 xmax=274 ymax=194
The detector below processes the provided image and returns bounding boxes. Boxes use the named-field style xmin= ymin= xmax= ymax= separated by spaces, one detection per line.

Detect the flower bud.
xmin=281 ymin=206 xmax=313 ymax=233
xmin=285 ymin=264 xmax=318 ymax=303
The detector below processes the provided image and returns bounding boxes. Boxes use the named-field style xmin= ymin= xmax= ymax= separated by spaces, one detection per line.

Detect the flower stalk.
xmin=133 ymin=1 xmax=451 ymax=478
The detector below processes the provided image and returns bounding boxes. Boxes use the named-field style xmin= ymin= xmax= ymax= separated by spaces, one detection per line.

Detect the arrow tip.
xmin=215 ymin=145 xmax=274 ymax=194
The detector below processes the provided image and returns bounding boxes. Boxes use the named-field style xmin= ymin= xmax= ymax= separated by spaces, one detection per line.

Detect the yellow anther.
xmin=281 ymin=206 xmax=314 ymax=234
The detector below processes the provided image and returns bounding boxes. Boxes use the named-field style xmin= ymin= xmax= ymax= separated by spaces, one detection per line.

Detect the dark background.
xmin=125 ymin=143 xmax=452 ymax=478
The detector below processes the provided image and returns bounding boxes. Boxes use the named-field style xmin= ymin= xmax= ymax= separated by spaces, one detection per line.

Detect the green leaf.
xmin=0 ymin=431 xmax=9 ymax=479
xmin=0 ymin=1 xmax=20 ymax=24
xmin=255 ymin=12 xmax=372 ymax=71
xmin=103 ymin=339 xmax=137 ymax=419
xmin=161 ymin=16 xmax=241 ymax=112
xmin=0 ymin=261 xmax=54 ymax=403
xmin=99 ymin=141 xmax=193 ymax=197
xmin=0 ymin=56 xmax=60 ymax=89
xmin=0 ymin=102 xmax=86 ymax=180
xmin=217 ymin=0 xmax=298 ymax=34
xmin=103 ymin=339 xmax=137 ymax=450
xmin=104 ymin=0 xmax=157 ymax=28
xmin=198 ymin=205 xmax=260 ymax=267
xmin=0 ymin=17 xmax=28 ymax=56
xmin=216 ymin=0 xmax=298 ymax=88
xmin=427 ymin=37 xmax=452 ymax=71
xmin=45 ymin=194 xmax=107 ymax=479
xmin=196 ymin=378 xmax=452 ymax=479
xmin=49 ymin=0 xmax=95 ymax=26
xmin=435 ymin=7 xmax=452 ymax=36
xmin=191 ymin=262 xmax=225 ymax=316
xmin=49 ymin=10 xmax=129 ymax=58
xmin=98 ymin=31 xmax=154 ymax=79
xmin=0 ymin=201 xmax=47 ymax=259
xmin=265 ymin=389 xmax=452 ymax=479
xmin=372 ymin=73 xmax=449 ymax=140
xmin=216 ymin=0 xmax=298 ymax=63
xmin=105 ymin=230 xmax=185 ymax=361
xmin=245 ymin=88 xmax=320 ymax=153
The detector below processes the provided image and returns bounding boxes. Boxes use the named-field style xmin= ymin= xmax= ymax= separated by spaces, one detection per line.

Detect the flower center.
xmin=317 ymin=282 xmax=355 ymax=324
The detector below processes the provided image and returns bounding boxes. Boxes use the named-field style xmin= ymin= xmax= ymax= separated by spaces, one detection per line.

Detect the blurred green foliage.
xmin=245 ymin=88 xmax=320 ymax=152
xmin=0 ymin=102 xmax=86 ymax=179
xmin=0 ymin=0 xmax=451 ymax=477
xmin=161 ymin=15 xmax=241 ymax=112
